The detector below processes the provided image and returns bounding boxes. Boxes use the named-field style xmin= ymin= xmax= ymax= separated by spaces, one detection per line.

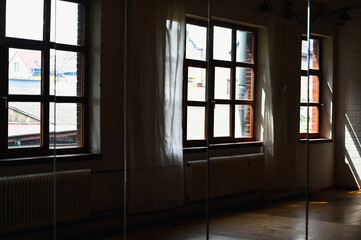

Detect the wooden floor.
xmin=99 ymin=189 xmax=361 ymax=240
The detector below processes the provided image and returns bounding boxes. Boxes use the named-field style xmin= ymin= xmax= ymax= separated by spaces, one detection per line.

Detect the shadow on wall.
xmin=344 ymin=113 xmax=361 ymax=189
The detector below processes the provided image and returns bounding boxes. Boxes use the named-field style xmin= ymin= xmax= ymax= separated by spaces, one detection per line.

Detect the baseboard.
xmin=333 ymin=185 xmax=360 ymax=191
xmin=312 ymin=186 xmax=334 ymax=193
xmin=260 ymin=188 xmax=308 ymax=202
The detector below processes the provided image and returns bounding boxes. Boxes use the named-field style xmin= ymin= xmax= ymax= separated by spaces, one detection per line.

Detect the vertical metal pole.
xmin=305 ymin=0 xmax=311 ymax=239
xmin=206 ymin=0 xmax=211 ymax=239
xmin=123 ymin=0 xmax=128 ymax=239
xmin=53 ymin=0 xmax=58 ymax=239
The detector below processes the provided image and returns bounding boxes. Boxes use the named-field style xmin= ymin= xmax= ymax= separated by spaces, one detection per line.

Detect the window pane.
xmin=300 ymin=76 xmax=319 ymax=103
xmin=236 ymin=30 xmax=253 ymax=63
xmin=51 ymin=0 xmax=84 ymax=45
xmin=188 ymin=67 xmax=206 ymax=101
xmin=9 ymin=48 xmax=42 ymax=95
xmin=6 ymin=0 xmax=44 ymax=40
xmin=236 ymin=67 xmax=254 ymax=100
xmin=214 ymin=67 xmax=231 ymax=100
xmin=50 ymin=50 xmax=82 ymax=96
xmin=213 ymin=26 xmax=232 ymax=61
xmin=300 ymin=106 xmax=319 ymax=134
xmin=50 ymin=103 xmax=82 ymax=147
xmin=187 ymin=106 xmax=205 ymax=140
xmin=186 ymin=24 xmax=207 ymax=61
xmin=8 ymin=102 xmax=41 ymax=148
xmin=301 ymin=39 xmax=320 ymax=70
xmin=214 ymin=104 xmax=230 ymax=137
xmin=235 ymin=105 xmax=252 ymax=138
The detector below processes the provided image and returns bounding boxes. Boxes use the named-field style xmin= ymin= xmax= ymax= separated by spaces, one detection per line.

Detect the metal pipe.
xmin=206 ymin=0 xmax=212 ymax=239
xmin=305 ymin=0 xmax=311 ymax=239
xmin=123 ymin=0 xmax=129 ymax=239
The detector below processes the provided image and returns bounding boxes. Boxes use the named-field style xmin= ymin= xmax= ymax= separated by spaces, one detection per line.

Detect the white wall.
xmin=335 ymin=9 xmax=361 ymax=188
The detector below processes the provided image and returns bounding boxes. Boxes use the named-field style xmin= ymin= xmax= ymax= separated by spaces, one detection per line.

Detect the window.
xmin=300 ymin=37 xmax=321 ymax=138
xmin=0 ymin=0 xmax=88 ymax=158
xmin=183 ymin=19 xmax=256 ymax=146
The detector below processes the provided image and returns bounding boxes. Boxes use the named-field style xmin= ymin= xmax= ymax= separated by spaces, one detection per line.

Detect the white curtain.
xmin=127 ymin=0 xmax=185 ymax=213
xmin=263 ymin=16 xmax=302 ymax=189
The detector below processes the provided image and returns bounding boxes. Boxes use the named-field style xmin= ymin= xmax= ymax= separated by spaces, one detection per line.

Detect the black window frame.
xmin=183 ymin=18 xmax=257 ymax=147
xmin=0 ymin=0 xmax=89 ymax=159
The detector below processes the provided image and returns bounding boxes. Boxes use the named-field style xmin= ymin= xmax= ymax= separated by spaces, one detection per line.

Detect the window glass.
xmin=50 ymin=50 xmax=82 ymax=96
xmin=214 ymin=104 xmax=230 ymax=137
xmin=235 ymin=105 xmax=252 ymax=138
xmin=6 ymin=0 xmax=44 ymax=40
xmin=50 ymin=103 xmax=82 ymax=147
xmin=236 ymin=67 xmax=253 ymax=100
xmin=187 ymin=106 xmax=205 ymax=140
xmin=214 ymin=67 xmax=231 ymax=100
xmin=236 ymin=30 xmax=253 ymax=63
xmin=213 ymin=26 xmax=232 ymax=61
xmin=300 ymin=76 xmax=319 ymax=103
xmin=300 ymin=106 xmax=319 ymax=134
xmin=187 ymin=67 xmax=206 ymax=102
xmin=8 ymin=102 xmax=41 ymax=148
xmin=8 ymin=48 xmax=42 ymax=95
xmin=51 ymin=0 xmax=84 ymax=45
xmin=186 ymin=24 xmax=207 ymax=61
xmin=301 ymin=39 xmax=319 ymax=70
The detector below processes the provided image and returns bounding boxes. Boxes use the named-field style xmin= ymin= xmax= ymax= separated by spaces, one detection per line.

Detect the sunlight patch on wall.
xmin=344 ymin=114 xmax=361 ymax=189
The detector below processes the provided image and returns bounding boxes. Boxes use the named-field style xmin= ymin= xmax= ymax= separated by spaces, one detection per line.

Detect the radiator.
xmin=0 ymin=169 xmax=91 ymax=234
xmin=185 ymin=154 xmax=264 ymax=201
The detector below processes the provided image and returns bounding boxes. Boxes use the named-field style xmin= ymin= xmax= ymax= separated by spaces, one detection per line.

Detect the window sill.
xmin=0 ymin=153 xmax=103 ymax=166
xmin=300 ymin=138 xmax=332 ymax=144
xmin=183 ymin=141 xmax=263 ymax=153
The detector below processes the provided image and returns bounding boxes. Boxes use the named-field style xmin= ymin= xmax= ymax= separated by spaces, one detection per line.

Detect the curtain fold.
xmin=263 ymin=16 xmax=302 ymax=189
xmin=127 ymin=0 xmax=185 ymax=213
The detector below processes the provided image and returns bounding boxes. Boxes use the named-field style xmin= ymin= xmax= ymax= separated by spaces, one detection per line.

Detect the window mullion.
xmin=208 ymin=23 xmax=214 ymax=143
xmin=230 ymin=29 xmax=236 ymax=139
xmin=44 ymin=0 xmax=51 ymax=43
xmin=0 ymin=44 xmax=6 ymax=155
xmin=0 ymin=0 xmax=4 ymax=41
xmin=43 ymin=48 xmax=50 ymax=150
xmin=80 ymin=0 xmax=88 ymax=149
xmin=42 ymin=0 xmax=51 ymax=151
xmin=0 ymin=0 xmax=5 ymax=153
xmin=208 ymin=63 xmax=214 ymax=142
